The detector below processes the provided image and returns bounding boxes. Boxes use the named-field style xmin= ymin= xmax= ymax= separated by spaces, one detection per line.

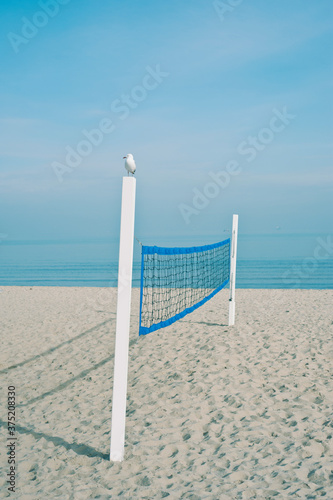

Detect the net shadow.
xmin=0 ymin=319 xmax=113 ymax=374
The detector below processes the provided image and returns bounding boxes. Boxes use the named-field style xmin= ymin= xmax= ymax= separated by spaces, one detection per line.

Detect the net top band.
xmin=142 ymin=237 xmax=230 ymax=256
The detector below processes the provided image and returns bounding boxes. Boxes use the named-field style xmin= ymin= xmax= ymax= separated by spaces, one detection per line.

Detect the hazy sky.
xmin=1 ymin=0 xmax=332 ymax=242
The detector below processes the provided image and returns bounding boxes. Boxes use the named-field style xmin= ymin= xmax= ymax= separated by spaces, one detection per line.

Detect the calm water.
xmin=0 ymin=234 xmax=332 ymax=288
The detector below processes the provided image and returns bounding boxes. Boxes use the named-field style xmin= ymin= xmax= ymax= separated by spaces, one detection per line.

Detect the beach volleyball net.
xmin=139 ymin=238 xmax=230 ymax=335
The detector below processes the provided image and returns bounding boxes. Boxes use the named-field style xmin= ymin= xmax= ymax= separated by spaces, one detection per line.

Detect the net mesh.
xmin=139 ymin=239 xmax=230 ymax=335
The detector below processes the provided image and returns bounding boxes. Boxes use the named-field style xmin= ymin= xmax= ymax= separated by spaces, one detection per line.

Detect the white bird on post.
xmin=123 ymin=154 xmax=136 ymax=176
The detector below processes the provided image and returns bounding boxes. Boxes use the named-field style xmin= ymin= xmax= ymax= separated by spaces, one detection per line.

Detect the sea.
xmin=0 ymin=234 xmax=332 ymax=289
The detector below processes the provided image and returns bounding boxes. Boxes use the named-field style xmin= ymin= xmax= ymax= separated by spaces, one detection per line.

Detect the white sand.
xmin=0 ymin=287 xmax=332 ymax=499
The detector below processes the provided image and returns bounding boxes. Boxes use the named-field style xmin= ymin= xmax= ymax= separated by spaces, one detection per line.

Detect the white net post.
xmin=228 ymin=214 xmax=238 ymax=326
xmin=110 ymin=177 xmax=136 ymax=462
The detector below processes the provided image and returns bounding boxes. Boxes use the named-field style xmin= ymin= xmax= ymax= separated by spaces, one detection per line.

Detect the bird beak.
xmin=123 ymin=156 xmax=126 ymax=159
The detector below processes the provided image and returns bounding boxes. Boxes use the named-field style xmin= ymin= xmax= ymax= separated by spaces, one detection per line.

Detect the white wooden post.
xmin=110 ymin=177 xmax=136 ymax=462
xmin=228 ymin=214 xmax=238 ymax=326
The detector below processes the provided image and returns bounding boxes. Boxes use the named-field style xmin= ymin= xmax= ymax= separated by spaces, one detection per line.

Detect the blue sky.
xmin=0 ymin=0 xmax=332 ymax=242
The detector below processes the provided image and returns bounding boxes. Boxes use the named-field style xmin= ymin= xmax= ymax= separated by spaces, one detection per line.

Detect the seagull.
xmin=123 ymin=153 xmax=136 ymax=176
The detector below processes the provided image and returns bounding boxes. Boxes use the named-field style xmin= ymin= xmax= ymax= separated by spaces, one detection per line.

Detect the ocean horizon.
xmin=0 ymin=233 xmax=332 ymax=289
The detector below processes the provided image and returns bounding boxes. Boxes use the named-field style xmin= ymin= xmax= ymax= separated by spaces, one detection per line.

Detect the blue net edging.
xmin=139 ymin=238 xmax=230 ymax=335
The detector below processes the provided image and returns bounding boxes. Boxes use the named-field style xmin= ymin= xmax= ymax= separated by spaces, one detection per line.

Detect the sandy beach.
xmin=0 ymin=287 xmax=332 ymax=499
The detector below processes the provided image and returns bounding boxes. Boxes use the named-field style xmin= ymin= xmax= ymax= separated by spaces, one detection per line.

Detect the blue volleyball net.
xmin=139 ymin=238 xmax=230 ymax=335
